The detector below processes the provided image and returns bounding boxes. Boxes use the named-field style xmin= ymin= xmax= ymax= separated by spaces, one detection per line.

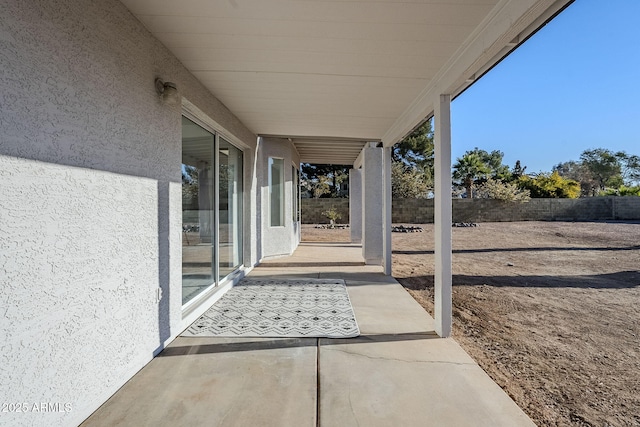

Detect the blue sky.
xmin=451 ymin=0 xmax=640 ymax=174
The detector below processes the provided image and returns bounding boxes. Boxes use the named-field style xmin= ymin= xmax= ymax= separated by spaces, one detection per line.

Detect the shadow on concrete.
xmin=393 ymin=245 xmax=640 ymax=255
xmin=584 ymin=220 xmax=640 ymax=225
xmin=319 ymin=332 xmax=439 ymax=344
xmin=158 ymin=332 xmax=438 ymax=357
xmin=299 ymin=242 xmax=358 ymax=247
xmin=246 ymin=271 xmax=398 ymax=285
xmin=397 ymin=271 xmax=640 ymax=289
xmin=258 ymin=261 xmax=366 ymax=267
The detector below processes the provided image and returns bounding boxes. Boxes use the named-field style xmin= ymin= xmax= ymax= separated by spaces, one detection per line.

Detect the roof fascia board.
xmin=381 ymin=0 xmax=573 ymax=148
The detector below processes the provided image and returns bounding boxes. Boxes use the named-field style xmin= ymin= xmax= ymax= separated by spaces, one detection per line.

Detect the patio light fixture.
xmin=155 ymin=78 xmax=180 ymax=105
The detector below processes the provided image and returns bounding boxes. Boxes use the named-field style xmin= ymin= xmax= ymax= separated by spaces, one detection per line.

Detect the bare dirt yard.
xmin=302 ymin=222 xmax=640 ymax=427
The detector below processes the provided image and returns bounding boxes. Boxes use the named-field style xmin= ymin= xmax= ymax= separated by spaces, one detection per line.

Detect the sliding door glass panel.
xmin=218 ymin=138 xmax=243 ymax=280
xmin=269 ymin=157 xmax=284 ymax=226
xmin=181 ymin=117 xmax=215 ymax=304
xmin=296 ymin=168 xmax=301 ymax=222
xmin=292 ymin=166 xmax=299 ymax=223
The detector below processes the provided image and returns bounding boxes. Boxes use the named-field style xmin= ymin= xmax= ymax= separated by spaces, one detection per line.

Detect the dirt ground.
xmin=302 ymin=222 xmax=640 ymax=427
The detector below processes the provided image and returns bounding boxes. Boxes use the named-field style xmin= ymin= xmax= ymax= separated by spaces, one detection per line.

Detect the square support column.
xmin=434 ymin=94 xmax=453 ymax=338
xmin=382 ymin=146 xmax=392 ymax=275
xmin=349 ymin=168 xmax=362 ymax=244
xmin=361 ymin=144 xmax=383 ymax=265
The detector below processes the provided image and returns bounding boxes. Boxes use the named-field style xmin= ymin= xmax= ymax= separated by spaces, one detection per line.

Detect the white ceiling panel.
xmin=121 ymin=0 xmax=573 ymax=164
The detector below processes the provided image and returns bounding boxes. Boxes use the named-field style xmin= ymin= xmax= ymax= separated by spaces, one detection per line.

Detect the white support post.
xmin=361 ymin=143 xmax=384 ymax=265
xmin=382 ymin=146 xmax=392 ymax=275
xmin=434 ymin=94 xmax=452 ymax=338
xmin=349 ymin=168 xmax=362 ymax=244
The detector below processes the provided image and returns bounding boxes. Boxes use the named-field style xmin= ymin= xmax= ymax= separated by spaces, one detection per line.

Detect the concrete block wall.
xmin=301 ymin=198 xmax=350 ymax=224
xmin=301 ymin=197 xmax=640 ymax=224
xmin=391 ymin=198 xmax=434 ymax=223
xmin=549 ymin=197 xmax=613 ymax=221
xmin=613 ymin=196 xmax=640 ymax=220
xmin=452 ymin=199 xmax=553 ymax=222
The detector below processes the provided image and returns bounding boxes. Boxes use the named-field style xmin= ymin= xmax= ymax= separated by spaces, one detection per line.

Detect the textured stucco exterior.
xmin=361 ymin=146 xmax=384 ymax=264
xmin=349 ymin=168 xmax=363 ymax=243
xmin=257 ymin=137 xmax=302 ymax=260
xmin=0 ymin=1 xmax=257 ymax=426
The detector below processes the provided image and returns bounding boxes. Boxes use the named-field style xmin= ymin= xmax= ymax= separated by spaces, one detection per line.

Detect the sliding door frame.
xmin=181 ymin=106 xmax=247 ymax=314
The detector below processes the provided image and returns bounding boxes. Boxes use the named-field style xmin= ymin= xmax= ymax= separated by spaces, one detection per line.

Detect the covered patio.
xmin=118 ymin=0 xmax=573 ymax=337
xmin=82 ymin=242 xmax=534 ymax=426
xmin=1 ymin=1 xmax=574 ymax=425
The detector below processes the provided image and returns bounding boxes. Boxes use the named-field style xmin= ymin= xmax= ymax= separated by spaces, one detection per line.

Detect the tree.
xmin=321 ymin=206 xmax=342 ymax=226
xmin=553 ymin=160 xmax=597 ymax=196
xmin=579 ymin=148 xmax=622 ymax=192
xmin=600 ymin=185 xmax=640 ymax=197
xmin=554 ymin=149 xmax=640 ymax=196
xmin=518 ymin=172 xmax=580 ymax=198
xmin=389 ymin=119 xmax=435 ymax=198
xmin=393 ymin=120 xmax=434 ymax=171
xmin=616 ymin=152 xmax=640 ymax=186
xmin=510 ymin=160 xmax=527 ymax=180
xmin=480 ymin=149 xmax=511 ymax=181
xmin=476 ymin=178 xmax=530 ymax=201
xmin=181 ymin=165 xmax=199 ymax=208
xmin=391 ymin=161 xmax=430 ymax=198
xmin=306 ymin=175 xmax=331 ymax=198
xmin=300 ymin=163 xmax=349 ymax=197
xmin=393 ymin=119 xmax=435 ymax=190
xmin=452 ymin=148 xmax=509 ymax=198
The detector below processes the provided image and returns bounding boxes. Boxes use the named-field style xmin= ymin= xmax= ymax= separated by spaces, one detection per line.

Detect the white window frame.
xmin=269 ymin=157 xmax=285 ymax=227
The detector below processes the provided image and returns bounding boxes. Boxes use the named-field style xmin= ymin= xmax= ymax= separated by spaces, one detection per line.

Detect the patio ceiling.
xmin=287 ymin=136 xmax=371 ymax=166
xmin=122 ymin=0 xmax=572 ymax=165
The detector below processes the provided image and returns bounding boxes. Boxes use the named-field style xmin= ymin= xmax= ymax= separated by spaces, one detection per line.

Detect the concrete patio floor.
xmin=82 ymin=242 xmax=535 ymax=427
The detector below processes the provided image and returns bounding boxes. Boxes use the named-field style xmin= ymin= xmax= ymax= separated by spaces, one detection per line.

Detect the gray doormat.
xmin=182 ymin=278 xmax=360 ymax=338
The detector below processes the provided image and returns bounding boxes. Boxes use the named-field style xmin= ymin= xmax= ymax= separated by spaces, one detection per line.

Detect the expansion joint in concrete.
xmin=320 ymin=346 xmax=475 ymax=366
xmin=316 ymin=338 xmax=320 ymax=427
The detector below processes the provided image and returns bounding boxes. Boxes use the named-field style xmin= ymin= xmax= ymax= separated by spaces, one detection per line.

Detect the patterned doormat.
xmin=182 ymin=278 xmax=360 ymax=338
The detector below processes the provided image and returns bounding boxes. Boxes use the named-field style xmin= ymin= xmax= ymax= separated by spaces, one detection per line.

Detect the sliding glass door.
xmin=218 ymin=138 xmax=243 ymax=279
xmin=181 ymin=117 xmax=215 ymax=304
xmin=181 ymin=117 xmax=243 ymax=305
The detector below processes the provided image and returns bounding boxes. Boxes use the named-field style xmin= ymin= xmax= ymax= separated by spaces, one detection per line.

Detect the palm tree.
xmin=452 ymin=152 xmax=491 ymax=198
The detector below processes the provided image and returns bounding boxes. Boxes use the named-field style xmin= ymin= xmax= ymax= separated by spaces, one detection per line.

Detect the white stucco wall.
xmin=258 ymin=137 xmax=301 ymax=259
xmin=0 ymin=1 xmax=256 ymax=426
xmin=362 ymin=146 xmax=384 ymax=264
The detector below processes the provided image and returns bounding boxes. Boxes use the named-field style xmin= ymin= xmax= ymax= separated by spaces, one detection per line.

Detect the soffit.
xmin=121 ymin=0 xmax=572 ymax=164
xmin=290 ymin=137 xmax=371 ymax=165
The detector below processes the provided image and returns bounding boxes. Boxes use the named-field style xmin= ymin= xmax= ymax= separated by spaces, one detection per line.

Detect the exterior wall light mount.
xmin=155 ymin=78 xmax=180 ymax=105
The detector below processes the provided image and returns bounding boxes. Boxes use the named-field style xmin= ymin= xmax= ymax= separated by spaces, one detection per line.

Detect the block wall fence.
xmin=301 ymin=197 xmax=640 ymax=224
